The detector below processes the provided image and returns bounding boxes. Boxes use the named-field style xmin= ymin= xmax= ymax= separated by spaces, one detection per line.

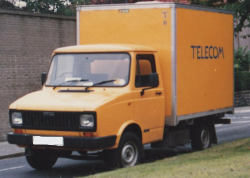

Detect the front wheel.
xmin=191 ymin=124 xmax=212 ymax=151
xmin=105 ymin=132 xmax=143 ymax=168
xmin=25 ymin=148 xmax=58 ymax=170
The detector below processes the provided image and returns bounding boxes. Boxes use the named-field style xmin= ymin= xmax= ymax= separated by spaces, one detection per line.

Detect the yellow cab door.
xmin=133 ymin=54 xmax=165 ymax=144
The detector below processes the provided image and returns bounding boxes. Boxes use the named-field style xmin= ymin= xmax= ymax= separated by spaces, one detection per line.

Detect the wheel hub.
xmin=121 ymin=141 xmax=138 ymax=166
xmin=201 ymin=128 xmax=210 ymax=148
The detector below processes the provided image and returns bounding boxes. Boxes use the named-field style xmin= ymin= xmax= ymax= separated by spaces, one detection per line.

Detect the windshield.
xmin=46 ymin=53 xmax=130 ymax=87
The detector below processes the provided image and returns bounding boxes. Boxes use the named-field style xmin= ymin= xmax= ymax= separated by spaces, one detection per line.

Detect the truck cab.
xmin=8 ymin=44 xmax=165 ymax=168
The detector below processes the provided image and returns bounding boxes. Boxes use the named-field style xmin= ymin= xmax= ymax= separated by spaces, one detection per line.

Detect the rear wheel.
xmin=191 ymin=123 xmax=212 ymax=151
xmin=25 ymin=148 xmax=58 ymax=170
xmin=105 ymin=132 xmax=143 ymax=167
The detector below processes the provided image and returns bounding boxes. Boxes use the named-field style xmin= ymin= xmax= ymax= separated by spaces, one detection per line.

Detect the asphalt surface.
xmin=0 ymin=106 xmax=250 ymax=177
xmin=217 ymin=108 xmax=250 ymax=144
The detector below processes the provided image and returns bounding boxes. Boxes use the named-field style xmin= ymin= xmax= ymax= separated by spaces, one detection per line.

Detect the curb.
xmin=0 ymin=152 xmax=25 ymax=160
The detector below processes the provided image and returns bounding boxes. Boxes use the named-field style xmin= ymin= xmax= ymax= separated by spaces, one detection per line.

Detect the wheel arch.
xmin=116 ymin=121 xmax=142 ymax=145
xmin=190 ymin=116 xmax=217 ymax=150
xmin=122 ymin=124 xmax=142 ymax=142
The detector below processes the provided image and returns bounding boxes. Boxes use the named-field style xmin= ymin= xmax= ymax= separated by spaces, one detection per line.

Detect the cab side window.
xmin=135 ymin=55 xmax=156 ymax=87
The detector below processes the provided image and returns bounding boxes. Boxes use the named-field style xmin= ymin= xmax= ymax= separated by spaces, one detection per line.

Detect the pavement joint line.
xmin=0 ymin=166 xmax=25 ymax=172
xmin=234 ymin=110 xmax=250 ymax=113
xmin=232 ymin=121 xmax=250 ymax=124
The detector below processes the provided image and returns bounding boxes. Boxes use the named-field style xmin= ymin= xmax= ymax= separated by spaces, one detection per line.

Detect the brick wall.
xmin=0 ymin=10 xmax=76 ymax=141
xmin=235 ymin=91 xmax=250 ymax=107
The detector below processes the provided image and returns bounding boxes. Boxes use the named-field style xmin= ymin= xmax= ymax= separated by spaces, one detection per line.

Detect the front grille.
xmin=21 ymin=111 xmax=80 ymax=131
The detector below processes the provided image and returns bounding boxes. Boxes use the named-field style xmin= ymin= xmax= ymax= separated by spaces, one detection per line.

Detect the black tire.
xmin=191 ymin=124 xmax=212 ymax=151
xmin=105 ymin=132 xmax=143 ymax=168
xmin=25 ymin=148 xmax=58 ymax=170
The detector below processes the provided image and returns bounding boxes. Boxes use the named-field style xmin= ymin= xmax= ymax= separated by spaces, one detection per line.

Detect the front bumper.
xmin=7 ymin=132 xmax=117 ymax=149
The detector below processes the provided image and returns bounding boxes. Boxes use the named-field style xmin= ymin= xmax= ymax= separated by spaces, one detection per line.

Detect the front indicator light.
xmin=14 ymin=129 xmax=23 ymax=134
xmin=83 ymin=133 xmax=94 ymax=137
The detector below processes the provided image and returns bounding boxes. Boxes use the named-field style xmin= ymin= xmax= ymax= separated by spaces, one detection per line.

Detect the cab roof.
xmin=53 ymin=44 xmax=156 ymax=53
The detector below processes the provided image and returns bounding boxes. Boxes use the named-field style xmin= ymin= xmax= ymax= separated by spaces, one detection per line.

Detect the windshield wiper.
xmin=85 ymin=79 xmax=116 ymax=91
xmin=53 ymin=79 xmax=88 ymax=90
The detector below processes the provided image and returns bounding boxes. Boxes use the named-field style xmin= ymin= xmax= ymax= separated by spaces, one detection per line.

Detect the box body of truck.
xmin=7 ymin=2 xmax=234 ymax=169
xmin=77 ymin=2 xmax=234 ymax=125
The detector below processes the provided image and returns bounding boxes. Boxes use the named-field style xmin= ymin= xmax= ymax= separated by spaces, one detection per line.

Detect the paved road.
xmin=217 ymin=108 xmax=250 ymax=144
xmin=1 ymin=107 xmax=250 ymax=178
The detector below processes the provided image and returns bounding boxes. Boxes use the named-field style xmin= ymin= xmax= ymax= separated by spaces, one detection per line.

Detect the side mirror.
xmin=41 ymin=72 xmax=47 ymax=86
xmin=149 ymin=73 xmax=159 ymax=87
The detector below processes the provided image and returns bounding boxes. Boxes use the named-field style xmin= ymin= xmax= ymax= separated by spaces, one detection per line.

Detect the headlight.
xmin=12 ymin=112 xmax=23 ymax=125
xmin=80 ymin=114 xmax=94 ymax=127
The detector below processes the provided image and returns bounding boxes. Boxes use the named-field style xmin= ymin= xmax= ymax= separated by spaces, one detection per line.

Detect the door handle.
xmin=155 ymin=92 xmax=162 ymax=95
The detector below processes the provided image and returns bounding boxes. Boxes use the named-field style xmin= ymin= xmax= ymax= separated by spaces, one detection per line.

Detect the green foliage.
xmin=0 ymin=0 xmax=16 ymax=9
xmin=21 ymin=0 xmax=66 ymax=14
xmin=18 ymin=0 xmax=92 ymax=16
xmin=223 ymin=0 xmax=250 ymax=38
xmin=61 ymin=0 xmax=87 ymax=16
xmin=82 ymin=138 xmax=250 ymax=178
xmin=234 ymin=47 xmax=250 ymax=92
xmin=1 ymin=0 xmax=137 ymax=15
xmin=234 ymin=47 xmax=250 ymax=72
xmin=189 ymin=0 xmax=222 ymax=7
xmin=235 ymin=71 xmax=250 ymax=91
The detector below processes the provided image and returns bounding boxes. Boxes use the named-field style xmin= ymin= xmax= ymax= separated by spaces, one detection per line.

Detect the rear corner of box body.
xmin=168 ymin=5 xmax=178 ymax=126
xmin=174 ymin=6 xmax=234 ymax=123
xmin=76 ymin=7 xmax=80 ymax=45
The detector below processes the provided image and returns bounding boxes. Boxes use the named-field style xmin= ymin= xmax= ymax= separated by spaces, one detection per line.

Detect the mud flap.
xmin=208 ymin=121 xmax=217 ymax=144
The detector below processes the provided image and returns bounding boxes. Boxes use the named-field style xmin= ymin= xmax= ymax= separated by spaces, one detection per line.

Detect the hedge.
xmin=235 ymin=71 xmax=250 ymax=92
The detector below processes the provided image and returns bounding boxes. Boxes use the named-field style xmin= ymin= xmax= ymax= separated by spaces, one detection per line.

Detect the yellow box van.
xmin=7 ymin=2 xmax=234 ymax=169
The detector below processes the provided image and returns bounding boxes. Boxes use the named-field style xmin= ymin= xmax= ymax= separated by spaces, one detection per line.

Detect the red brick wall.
xmin=0 ymin=10 xmax=76 ymax=141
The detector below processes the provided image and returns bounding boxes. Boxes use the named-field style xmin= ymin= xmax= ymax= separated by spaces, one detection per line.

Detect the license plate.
xmin=33 ymin=136 xmax=64 ymax=146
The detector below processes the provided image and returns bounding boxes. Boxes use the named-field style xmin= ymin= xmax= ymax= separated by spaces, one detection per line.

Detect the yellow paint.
xmin=9 ymin=4 xmax=234 ymax=151
xmin=176 ymin=8 xmax=234 ymax=116
xmin=131 ymin=52 xmax=165 ymax=144
xmin=10 ymin=49 xmax=166 ymax=146
xmin=79 ymin=8 xmax=172 ymax=117
xmin=53 ymin=44 xmax=156 ymax=53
